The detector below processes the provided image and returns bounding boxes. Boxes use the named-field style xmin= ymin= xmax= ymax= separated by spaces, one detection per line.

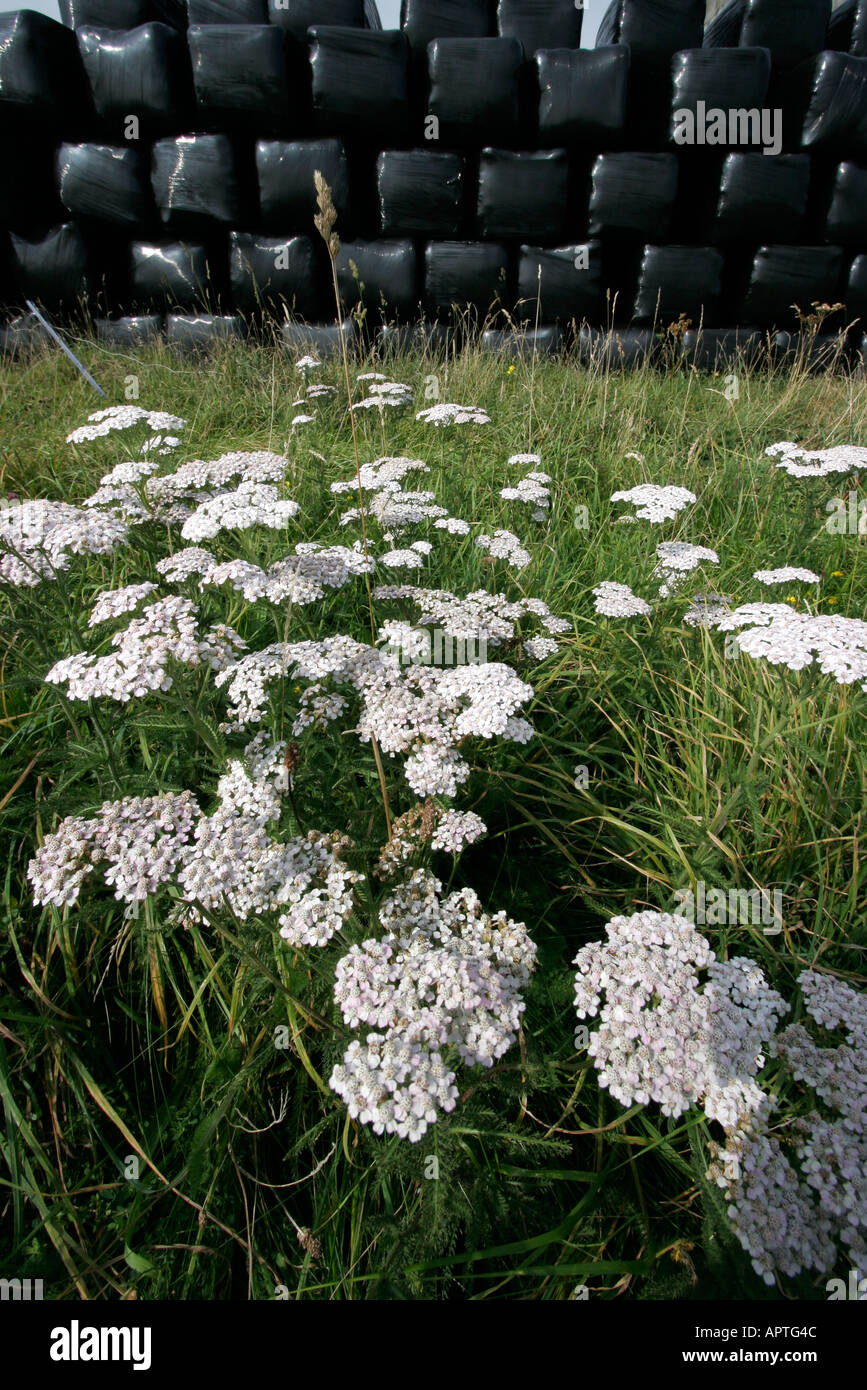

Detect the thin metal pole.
xmin=24 ymin=301 xmax=107 ymax=398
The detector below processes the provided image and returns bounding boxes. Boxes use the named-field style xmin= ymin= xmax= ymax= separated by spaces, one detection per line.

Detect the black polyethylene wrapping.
xmin=823 ymin=162 xmax=867 ymax=245
xmin=496 ymin=0 xmax=582 ymax=54
xmin=632 ymin=244 xmax=724 ymax=324
xmin=57 ymin=144 xmax=153 ymax=230
xmin=167 ymin=313 xmax=245 ymax=350
xmin=518 ymin=243 xmax=602 ymax=323
xmin=682 ymin=326 xmax=762 ymax=368
xmin=588 ymin=153 xmax=679 ymax=240
xmin=536 ymin=47 xmax=630 ymax=147
xmin=0 ymin=11 xmax=86 ymax=134
xmin=229 ymin=231 xmax=319 ymax=316
xmin=741 ymin=244 xmax=843 ymax=327
xmin=95 ymin=314 xmax=165 ymax=345
xmin=800 ymin=53 xmax=867 ymax=158
xmin=256 ymin=139 xmax=350 ymax=234
xmin=378 ymin=322 xmax=456 ymax=353
xmin=594 ymin=1 xmax=620 ymax=48
xmin=189 ymin=24 xmax=295 ymax=135
xmin=336 ymin=238 xmax=418 ymax=318
xmin=9 ymin=223 xmax=89 ymax=308
xmin=151 ymin=135 xmax=243 ymax=228
xmin=712 ymin=152 xmax=811 ymax=243
xmin=669 ymin=48 xmax=772 ymax=134
xmin=577 ymin=324 xmax=657 ymax=366
xmin=477 ymin=149 xmax=569 ymax=241
xmin=78 ymin=23 xmax=192 ymax=140
xmin=827 ymin=0 xmax=857 ymax=52
xmin=61 ymin=1 xmax=151 ymax=25
xmin=427 ymin=37 xmax=523 ymax=147
xmin=853 ymin=1 xmax=867 ymax=57
xmin=309 ymin=28 xmax=409 ymax=144
xmin=702 ymin=0 xmax=746 ymax=47
xmin=616 ymin=0 xmax=705 ymax=57
xmin=0 ymin=137 xmax=61 ymax=232
xmin=845 ymin=253 xmax=867 ymax=326
xmin=268 ymin=0 xmax=365 ymax=37
xmin=131 ymin=241 xmax=210 ymax=306
xmin=400 ymin=0 xmax=492 ymax=51
xmin=424 ymin=241 xmax=510 ymax=315
xmin=740 ymin=0 xmax=831 ymax=70
xmin=280 ymin=318 xmax=356 ymax=357
xmin=377 ymin=151 xmax=465 ymax=237
xmin=481 ymin=325 xmax=561 ymax=353
xmin=187 ymin=0 xmax=267 ymax=22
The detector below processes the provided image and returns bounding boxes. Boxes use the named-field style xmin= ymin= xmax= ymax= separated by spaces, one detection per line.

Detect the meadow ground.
xmin=0 ymin=329 xmax=865 ymax=1301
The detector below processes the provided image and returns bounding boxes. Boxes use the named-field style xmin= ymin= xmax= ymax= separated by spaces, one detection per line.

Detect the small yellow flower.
xmin=294 ymin=684 xmax=302 ymax=693
xmin=827 ymin=596 xmax=839 ymax=606
xmin=785 ymin=595 xmax=798 ymax=604
xmin=507 ymin=364 xmax=516 ymax=375
xmin=831 ymin=571 xmax=845 ymax=578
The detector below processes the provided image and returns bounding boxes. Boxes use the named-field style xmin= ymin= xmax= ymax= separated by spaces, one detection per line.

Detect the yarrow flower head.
xmin=716 ymin=605 xmax=867 ymax=692
xmin=610 ymin=484 xmax=696 ymax=523
xmin=66 ymin=405 xmax=186 ymax=445
xmin=0 ymin=500 xmax=129 ymax=587
xmin=753 ymin=567 xmax=820 ymax=586
xmin=415 ymin=404 xmax=491 ymax=427
xmin=655 ymin=541 xmax=719 ymax=597
xmin=476 ymin=529 xmax=532 ymax=570
xmin=766 ymin=442 xmax=867 ymax=478
xmin=592 ymin=581 xmax=652 ymax=618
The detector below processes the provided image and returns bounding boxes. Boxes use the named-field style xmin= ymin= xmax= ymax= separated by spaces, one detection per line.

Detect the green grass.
xmin=0 ymin=328 xmax=865 ymax=1301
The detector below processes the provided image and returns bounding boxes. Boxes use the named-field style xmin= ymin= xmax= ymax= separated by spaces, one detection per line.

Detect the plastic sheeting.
xmin=536 ymin=47 xmax=630 ymax=147
xmin=741 ymin=245 xmax=843 ymax=327
xmin=669 ymin=49 xmax=772 ymax=134
xmin=827 ymin=0 xmax=858 ymax=51
xmin=577 ymin=325 xmax=657 ymax=367
xmin=599 ymin=0 xmax=705 ymax=56
xmin=588 ymin=153 xmax=679 ymax=240
xmin=799 ymin=52 xmax=867 ymax=159
xmin=167 ymin=313 xmax=246 ymax=350
xmin=309 ymin=28 xmax=409 ymax=144
xmin=712 ymin=152 xmax=811 ymax=243
xmin=0 ymin=11 xmax=86 ymax=134
xmin=229 ymin=231 xmax=319 ymax=316
xmin=476 ymin=149 xmax=569 ymax=241
xmin=77 ymin=23 xmax=192 ymax=140
xmin=95 ymin=314 xmax=165 ymax=346
xmin=427 ymin=37 xmax=523 ymax=146
xmin=189 ymin=24 xmax=296 ymax=135
xmin=702 ymin=0 xmax=746 ymax=47
xmin=130 ymin=241 xmax=210 ymax=306
xmin=151 ymin=135 xmax=243 ymax=228
xmin=400 ymin=0 xmax=492 ymax=52
xmin=853 ymin=1 xmax=867 ymax=57
xmin=378 ymin=322 xmax=456 ymax=352
xmin=632 ymin=244 xmax=724 ymax=324
xmin=496 ymin=1 xmax=582 ymax=54
xmin=823 ymin=161 xmax=867 ymax=245
xmin=256 ymin=139 xmax=351 ymax=234
xmin=280 ymin=317 xmax=357 ymax=357
xmin=845 ymin=254 xmax=867 ymax=327
xmin=376 ymin=151 xmax=465 ymax=237
xmin=335 ymin=239 xmax=418 ymax=319
xmin=481 ymin=325 xmax=562 ymax=354
xmin=424 ymin=240 xmax=511 ymax=316
xmin=57 ymin=144 xmax=153 ymax=230
xmin=60 ymin=1 xmax=152 ymax=26
xmin=518 ymin=243 xmax=602 ymax=323
xmin=187 ymin=1 xmax=268 ymax=22
xmin=0 ymin=138 xmax=61 ymax=233
xmin=682 ymin=326 xmax=762 ymax=369
xmin=740 ymin=0 xmax=831 ymax=70
xmin=268 ymin=1 xmax=366 ymax=38
xmin=9 ymin=223 xmax=89 ymax=308
xmin=0 ymin=313 xmax=54 ymax=356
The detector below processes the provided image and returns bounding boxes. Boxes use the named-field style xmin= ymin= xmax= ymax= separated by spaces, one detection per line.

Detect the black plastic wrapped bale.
xmin=632 ymin=245 xmax=724 ymax=325
xmin=518 ymin=243 xmax=602 ymax=324
xmin=57 ymin=144 xmax=154 ymax=231
xmin=9 ymin=223 xmax=89 ymax=309
xmin=336 ymin=239 xmax=418 ymax=320
xmin=845 ymin=254 xmax=867 ymax=329
xmin=481 ymin=326 xmax=562 ymax=354
xmin=400 ymin=0 xmax=492 ymax=53
xmin=268 ymin=1 xmax=365 ymax=37
xmin=77 ymin=24 xmax=192 ymax=141
xmin=588 ymin=153 xmax=679 ymax=241
xmin=257 ymin=139 xmax=351 ymax=234
xmin=229 ymin=231 xmax=320 ymax=317
xmin=799 ymin=53 xmax=867 ymax=159
xmin=187 ymin=0 xmax=267 ymax=20
xmin=95 ymin=314 xmax=165 ymax=347
xmin=309 ymin=28 xmax=409 ymax=144
xmin=772 ymin=328 xmax=849 ymax=368
xmin=740 ymin=0 xmax=831 ymax=70
xmin=823 ymin=162 xmax=867 ymax=245
xmin=476 ymin=149 xmax=569 ymax=241
xmin=615 ymin=1 xmax=705 ymax=56
xmin=827 ymin=0 xmax=858 ymax=51
xmin=425 ymin=241 xmax=510 ymax=317
xmin=0 ymin=11 xmax=87 ymax=135
xmin=669 ymin=48 xmax=772 ymax=144
xmin=536 ymin=47 xmax=630 ymax=147
xmin=376 ymin=151 xmax=465 ymax=237
xmin=0 ymin=137 xmax=61 ymax=233
xmin=576 ymin=325 xmax=658 ymax=368
xmin=496 ymin=1 xmax=581 ymax=54
xmin=167 ymin=313 xmax=246 ymax=351
xmin=151 ymin=135 xmax=243 ymax=230
xmin=741 ymin=245 xmax=844 ymax=328
xmin=131 ymin=241 xmax=210 ymax=307
xmin=427 ymin=38 xmax=523 ymax=147
xmin=682 ymin=326 xmax=762 ymax=369
xmin=594 ymin=0 xmax=620 ymax=46
xmin=852 ymin=1 xmax=867 ymax=57
xmin=702 ymin=0 xmax=746 ymax=47
xmin=280 ymin=318 xmax=357 ymax=357
xmin=189 ymin=25 xmax=296 ymax=135
xmin=712 ymin=152 xmax=811 ymax=244
xmin=61 ymin=0 xmax=152 ymax=24
xmin=378 ymin=321 xmax=457 ymax=353
xmin=0 ymin=313 xmax=55 ymax=356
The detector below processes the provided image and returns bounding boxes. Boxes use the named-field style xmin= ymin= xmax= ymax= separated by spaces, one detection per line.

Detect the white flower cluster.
xmin=434 ymin=516 xmax=471 ymax=535
xmin=215 ymin=635 xmax=382 ymax=729
xmin=295 ymin=355 xmax=320 ymax=373
xmin=610 ymin=484 xmax=696 ymax=522
xmin=499 ymin=472 xmax=551 ymax=512
xmin=0 ymin=499 xmax=129 ymax=587
xmin=524 ymin=636 xmax=559 ymax=660
xmin=753 ymin=567 xmax=820 ymax=586
xmin=88 ymin=582 xmax=157 ymax=626
xmin=291 ymin=414 xmax=315 ymax=426
xmin=180 ymin=483 xmax=300 ymax=542
xmin=716 ymin=605 xmax=867 ymax=692
xmin=429 ymin=809 xmax=487 ymax=854
xmin=655 ymin=542 xmax=720 ymax=597
xmin=141 ymin=434 xmax=181 ymax=455
xmin=379 ymin=546 xmax=427 ymax=571
xmin=415 ymin=403 xmax=491 ymax=426
xmin=508 ymin=453 xmax=541 ymax=466
xmin=374 ymin=583 xmax=568 ymax=647
xmin=156 ymin=548 xmax=218 ymax=583
xmin=66 ymin=405 xmax=186 ymax=444
xmin=306 ymin=384 xmax=336 ymax=399
xmin=151 ymin=451 xmax=289 ymax=496
xmin=476 ymin=529 xmax=532 ymax=570
xmin=375 ymin=803 xmax=488 ymax=878
xmin=330 ymin=870 xmax=536 ymax=1141
xmin=682 ymin=593 xmax=732 ymax=629
xmin=203 ymin=542 xmax=373 ymax=606
xmin=592 ymin=581 xmax=652 ymax=618
xmin=766 ymin=442 xmax=867 ymax=478
xmin=100 ymin=459 xmax=160 ymax=486
xmin=369 ymin=488 xmax=448 ymax=531
xmin=351 ymin=380 xmax=413 ymax=411
xmin=330 ymin=456 xmax=429 ymax=495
